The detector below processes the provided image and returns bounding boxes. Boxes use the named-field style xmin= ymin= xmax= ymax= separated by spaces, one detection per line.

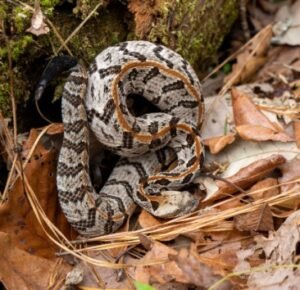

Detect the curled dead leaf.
xmin=204 ymin=134 xmax=236 ymax=154
xmin=236 ymin=124 xmax=293 ymax=142
xmin=231 ymin=87 xmax=292 ymax=142
xmin=26 ymin=0 xmax=50 ymax=36
xmin=138 ymin=209 xmax=162 ymax=229
xmin=232 ymin=87 xmax=277 ymax=128
xmin=138 ymin=210 xmax=179 ymax=241
xmin=213 ymin=154 xmax=286 ymax=198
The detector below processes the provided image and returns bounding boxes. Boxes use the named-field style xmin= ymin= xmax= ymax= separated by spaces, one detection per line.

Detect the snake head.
xmin=152 ymin=189 xmax=200 ymax=218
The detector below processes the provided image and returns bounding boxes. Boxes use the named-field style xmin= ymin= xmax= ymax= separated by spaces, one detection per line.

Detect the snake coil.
xmin=46 ymin=41 xmax=204 ymax=236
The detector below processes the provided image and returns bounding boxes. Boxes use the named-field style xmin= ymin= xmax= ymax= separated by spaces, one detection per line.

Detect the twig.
xmin=35 ymin=98 xmax=53 ymax=124
xmin=46 ymin=20 xmax=73 ymax=56
xmin=4 ymin=22 xmax=17 ymax=145
xmin=1 ymin=154 xmax=17 ymax=202
xmin=1 ymin=20 xmax=21 ymax=201
xmin=201 ymin=172 xmax=248 ymax=195
xmin=85 ymin=251 xmax=106 ymax=288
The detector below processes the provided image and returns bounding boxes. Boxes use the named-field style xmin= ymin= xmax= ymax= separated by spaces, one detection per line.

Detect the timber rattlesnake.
xmin=54 ymin=41 xmax=204 ymax=236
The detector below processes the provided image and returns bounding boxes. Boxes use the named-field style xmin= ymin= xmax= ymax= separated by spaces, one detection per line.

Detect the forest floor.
xmin=1 ymin=0 xmax=300 ymax=289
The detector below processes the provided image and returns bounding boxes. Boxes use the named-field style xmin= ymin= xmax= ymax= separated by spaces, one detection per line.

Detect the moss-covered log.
xmin=0 ymin=0 xmax=239 ymax=118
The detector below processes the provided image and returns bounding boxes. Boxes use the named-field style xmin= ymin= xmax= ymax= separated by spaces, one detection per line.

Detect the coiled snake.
xmin=45 ymin=41 xmax=204 ymax=236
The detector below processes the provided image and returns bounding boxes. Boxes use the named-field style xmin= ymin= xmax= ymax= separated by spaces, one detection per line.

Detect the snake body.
xmin=57 ymin=41 xmax=204 ymax=236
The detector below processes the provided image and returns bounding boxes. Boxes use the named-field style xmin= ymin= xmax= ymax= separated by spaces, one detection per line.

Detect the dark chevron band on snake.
xmin=57 ymin=41 xmax=204 ymax=236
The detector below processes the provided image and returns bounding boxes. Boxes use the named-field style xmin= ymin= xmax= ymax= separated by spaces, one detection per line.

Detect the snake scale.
xmin=56 ymin=41 xmax=204 ymax=236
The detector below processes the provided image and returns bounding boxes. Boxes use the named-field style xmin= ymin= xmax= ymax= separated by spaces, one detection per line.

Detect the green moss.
xmin=73 ymin=0 xmax=103 ymax=19
xmin=12 ymin=6 xmax=31 ymax=33
xmin=0 ymin=3 xmax=8 ymax=19
xmin=40 ymin=0 xmax=60 ymax=7
xmin=12 ymin=35 xmax=33 ymax=61
xmin=46 ymin=3 xmax=128 ymax=100
xmin=0 ymin=0 xmax=58 ymax=117
xmin=222 ymin=63 xmax=232 ymax=74
xmin=0 ymin=78 xmax=10 ymax=115
xmin=0 ymin=47 xmax=7 ymax=60
xmin=0 ymin=36 xmax=33 ymax=62
xmin=40 ymin=0 xmax=60 ymax=15
xmin=147 ymin=0 xmax=239 ymax=72
xmin=55 ymin=5 xmax=127 ymax=62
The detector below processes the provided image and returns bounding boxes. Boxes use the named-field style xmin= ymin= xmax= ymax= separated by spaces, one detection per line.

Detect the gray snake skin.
xmin=57 ymin=41 xmax=204 ymax=236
